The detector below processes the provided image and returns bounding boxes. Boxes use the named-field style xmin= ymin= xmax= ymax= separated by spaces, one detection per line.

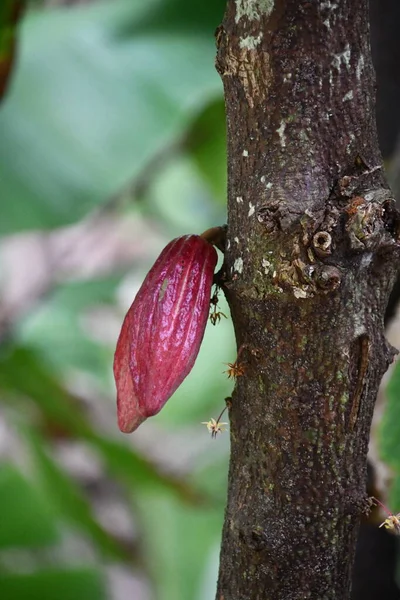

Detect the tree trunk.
xmin=215 ymin=1 xmax=400 ymax=599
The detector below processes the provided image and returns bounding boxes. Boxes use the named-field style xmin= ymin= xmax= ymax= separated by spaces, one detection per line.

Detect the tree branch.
xmin=215 ymin=1 xmax=400 ymax=598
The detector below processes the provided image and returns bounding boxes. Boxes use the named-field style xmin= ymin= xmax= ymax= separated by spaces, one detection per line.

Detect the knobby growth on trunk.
xmin=215 ymin=1 xmax=400 ymax=598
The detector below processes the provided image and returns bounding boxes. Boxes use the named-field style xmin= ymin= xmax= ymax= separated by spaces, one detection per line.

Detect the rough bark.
xmin=215 ymin=1 xmax=400 ymax=599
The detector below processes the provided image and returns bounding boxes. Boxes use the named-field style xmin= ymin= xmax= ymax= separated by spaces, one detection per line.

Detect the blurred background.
xmin=1 ymin=1 xmax=400 ymax=599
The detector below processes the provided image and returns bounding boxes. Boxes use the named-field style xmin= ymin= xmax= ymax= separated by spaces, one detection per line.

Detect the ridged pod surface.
xmin=114 ymin=234 xmax=218 ymax=433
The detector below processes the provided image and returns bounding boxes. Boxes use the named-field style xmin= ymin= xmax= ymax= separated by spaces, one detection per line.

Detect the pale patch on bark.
xmin=239 ymin=33 xmax=263 ymax=50
xmin=332 ymin=44 xmax=351 ymax=71
xmin=233 ymin=257 xmax=244 ymax=273
xmin=356 ymin=55 xmax=365 ymax=80
xmin=235 ymin=0 xmax=274 ymax=23
xmin=342 ymin=90 xmax=354 ymax=102
xmin=277 ymin=121 xmax=286 ymax=147
xmin=222 ymin=45 xmax=272 ymax=108
xmin=293 ymin=286 xmax=308 ymax=299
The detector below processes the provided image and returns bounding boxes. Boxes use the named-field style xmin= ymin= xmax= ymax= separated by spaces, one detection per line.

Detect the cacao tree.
xmin=214 ymin=1 xmax=400 ymax=599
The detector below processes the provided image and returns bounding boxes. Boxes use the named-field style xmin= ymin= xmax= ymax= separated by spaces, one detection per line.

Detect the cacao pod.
xmin=114 ymin=234 xmax=218 ymax=433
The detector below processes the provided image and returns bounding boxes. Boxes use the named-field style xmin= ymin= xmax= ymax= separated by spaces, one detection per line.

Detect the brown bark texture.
xmin=215 ymin=1 xmax=400 ymax=599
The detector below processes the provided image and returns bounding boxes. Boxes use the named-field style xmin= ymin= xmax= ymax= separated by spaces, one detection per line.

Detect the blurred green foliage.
xmin=0 ymin=0 xmax=232 ymax=598
xmin=0 ymin=569 xmax=105 ymax=600
xmin=380 ymin=362 xmax=400 ymax=511
xmin=0 ymin=0 xmax=225 ymax=234
xmin=0 ymin=463 xmax=58 ymax=549
xmin=0 ymin=1 xmax=24 ymax=100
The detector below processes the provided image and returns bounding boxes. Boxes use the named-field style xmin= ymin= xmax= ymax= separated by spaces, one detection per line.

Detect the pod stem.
xmin=200 ymin=225 xmax=227 ymax=252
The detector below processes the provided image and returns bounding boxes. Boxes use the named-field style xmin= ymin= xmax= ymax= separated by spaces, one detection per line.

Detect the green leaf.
xmin=379 ymin=361 xmax=400 ymax=467
xmin=191 ymin=453 xmax=229 ymax=505
xmin=46 ymin=277 xmax=122 ymax=312
xmin=136 ymin=490 xmax=223 ymax=600
xmin=127 ymin=0 xmax=225 ymax=33
xmin=94 ymin=436 xmax=208 ymax=506
xmin=16 ymin=276 xmax=121 ymax=383
xmin=187 ymin=98 xmax=227 ymax=204
xmin=144 ymin=153 xmax=223 ymax=234
xmin=0 ymin=1 xmax=23 ymax=56
xmin=0 ymin=0 xmax=223 ymax=234
xmin=0 ymin=344 xmax=209 ymax=505
xmin=0 ymin=345 xmax=93 ymax=437
xmin=197 ymin=543 xmax=220 ymax=600
xmin=0 ymin=569 xmax=105 ymax=600
xmin=27 ymin=431 xmax=135 ymax=563
xmin=387 ymin=473 xmax=400 ymax=513
xmin=380 ymin=361 xmax=400 ymax=510
xmin=0 ymin=463 xmax=58 ymax=549
xmin=0 ymin=1 xmax=25 ymax=101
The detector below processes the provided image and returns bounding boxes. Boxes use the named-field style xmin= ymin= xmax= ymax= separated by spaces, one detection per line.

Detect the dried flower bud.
xmin=114 ymin=235 xmax=218 ymax=433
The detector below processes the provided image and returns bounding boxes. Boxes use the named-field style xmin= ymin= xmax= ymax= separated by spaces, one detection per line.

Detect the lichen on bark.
xmin=215 ymin=1 xmax=400 ymax=599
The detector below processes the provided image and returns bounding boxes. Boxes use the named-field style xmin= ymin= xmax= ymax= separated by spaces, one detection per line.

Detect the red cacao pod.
xmin=114 ymin=234 xmax=218 ymax=433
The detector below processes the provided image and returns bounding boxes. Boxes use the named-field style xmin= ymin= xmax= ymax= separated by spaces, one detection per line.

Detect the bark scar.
xmin=349 ymin=334 xmax=370 ymax=430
